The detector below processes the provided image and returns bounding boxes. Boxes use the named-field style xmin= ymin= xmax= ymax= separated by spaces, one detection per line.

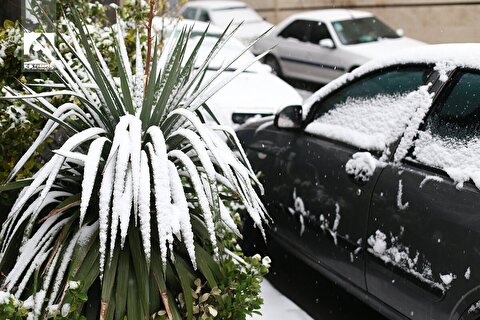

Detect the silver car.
xmin=252 ymin=9 xmax=425 ymax=84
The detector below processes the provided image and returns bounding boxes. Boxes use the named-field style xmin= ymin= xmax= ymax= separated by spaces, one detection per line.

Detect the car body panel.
xmin=367 ymin=162 xmax=480 ymax=319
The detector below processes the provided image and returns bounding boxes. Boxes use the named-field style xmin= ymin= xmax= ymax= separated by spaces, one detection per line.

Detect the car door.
xmin=366 ymin=69 xmax=480 ymax=319
xmin=275 ymin=20 xmax=312 ymax=80
xmin=257 ymin=65 xmax=432 ymax=292
xmin=304 ymin=21 xmax=345 ymax=83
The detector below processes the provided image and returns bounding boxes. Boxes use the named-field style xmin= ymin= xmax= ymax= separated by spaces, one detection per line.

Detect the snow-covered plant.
xmin=0 ymin=5 xmax=268 ymax=319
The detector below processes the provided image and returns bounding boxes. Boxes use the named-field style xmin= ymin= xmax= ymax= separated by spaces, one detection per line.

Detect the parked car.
xmin=153 ymin=17 xmax=302 ymax=126
xmin=252 ymin=9 xmax=425 ymax=84
xmin=178 ymin=1 xmax=273 ymax=45
xmin=238 ymin=43 xmax=480 ymax=320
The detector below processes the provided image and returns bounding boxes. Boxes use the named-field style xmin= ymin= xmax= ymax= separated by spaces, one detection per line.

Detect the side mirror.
xmin=274 ymin=105 xmax=303 ymax=129
xmin=396 ymin=28 xmax=404 ymax=37
xmin=319 ymin=38 xmax=335 ymax=49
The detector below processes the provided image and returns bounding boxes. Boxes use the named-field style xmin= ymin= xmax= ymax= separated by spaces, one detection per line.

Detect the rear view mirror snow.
xmin=274 ymin=105 xmax=303 ymax=129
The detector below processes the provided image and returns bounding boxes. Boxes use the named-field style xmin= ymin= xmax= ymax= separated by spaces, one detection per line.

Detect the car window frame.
xmin=303 ymin=63 xmax=434 ymax=154
xmin=278 ymin=19 xmax=311 ymax=42
xmin=403 ymin=67 xmax=480 ymax=181
xmin=308 ymin=20 xmax=333 ymax=45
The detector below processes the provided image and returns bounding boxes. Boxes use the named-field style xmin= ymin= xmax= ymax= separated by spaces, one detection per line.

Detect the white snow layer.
xmin=413 ymin=131 xmax=480 ymax=190
xmin=345 ymin=152 xmax=384 ymax=182
xmin=305 ymin=91 xmax=426 ymax=151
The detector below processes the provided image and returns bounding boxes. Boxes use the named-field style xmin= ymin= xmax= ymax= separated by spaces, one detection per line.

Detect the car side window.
xmin=310 ymin=22 xmax=332 ymax=44
xmin=198 ymin=9 xmax=210 ymax=22
xmin=305 ymin=66 xmax=431 ymax=151
xmin=182 ymin=7 xmax=197 ymax=20
xmin=410 ymin=70 xmax=480 ymax=183
xmin=279 ymin=20 xmax=310 ymax=42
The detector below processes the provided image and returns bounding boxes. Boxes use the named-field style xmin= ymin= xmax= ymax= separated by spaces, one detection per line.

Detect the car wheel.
xmin=264 ymin=55 xmax=283 ymax=77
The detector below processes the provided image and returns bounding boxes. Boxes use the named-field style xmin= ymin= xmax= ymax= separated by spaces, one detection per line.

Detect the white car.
xmin=252 ymin=9 xmax=425 ymax=84
xmin=153 ymin=17 xmax=302 ymax=126
xmin=178 ymin=1 xmax=273 ymax=45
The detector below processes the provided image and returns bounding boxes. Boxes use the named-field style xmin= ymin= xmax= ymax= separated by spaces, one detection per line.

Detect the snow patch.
xmin=345 ymin=152 xmax=384 ymax=182
xmin=368 ymin=229 xmax=453 ymax=293
xmin=419 ymin=175 xmax=444 ymax=189
xmin=440 ymin=273 xmax=455 ymax=286
xmin=465 ymin=267 xmax=471 ymax=280
xmin=397 ymin=180 xmax=409 ymax=211
xmin=412 ymin=131 xmax=480 ymax=190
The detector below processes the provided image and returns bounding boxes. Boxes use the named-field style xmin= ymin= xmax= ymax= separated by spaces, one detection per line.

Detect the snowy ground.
xmin=249 ymin=280 xmax=313 ymax=320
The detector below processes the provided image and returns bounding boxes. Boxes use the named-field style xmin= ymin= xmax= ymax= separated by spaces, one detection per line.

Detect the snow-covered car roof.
xmin=303 ymin=43 xmax=480 ymax=118
xmin=183 ymin=1 xmax=247 ymax=10
xmin=287 ymin=9 xmax=373 ymax=23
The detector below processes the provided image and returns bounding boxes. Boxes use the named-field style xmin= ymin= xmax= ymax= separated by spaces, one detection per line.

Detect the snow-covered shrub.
xmin=0 ymin=20 xmax=54 ymax=211
xmin=0 ymin=4 xmax=268 ymax=319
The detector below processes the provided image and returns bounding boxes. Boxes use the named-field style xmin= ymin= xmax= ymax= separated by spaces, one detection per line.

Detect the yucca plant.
xmin=0 ymin=3 xmax=269 ymax=319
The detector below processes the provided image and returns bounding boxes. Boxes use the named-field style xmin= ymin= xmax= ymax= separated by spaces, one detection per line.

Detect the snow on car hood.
xmin=341 ymin=37 xmax=426 ymax=60
xmin=204 ymin=70 xmax=302 ymax=124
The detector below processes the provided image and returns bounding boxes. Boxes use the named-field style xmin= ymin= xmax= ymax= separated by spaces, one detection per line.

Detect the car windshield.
xmin=332 ymin=17 xmax=400 ymax=45
xmin=210 ymin=6 xmax=263 ymax=26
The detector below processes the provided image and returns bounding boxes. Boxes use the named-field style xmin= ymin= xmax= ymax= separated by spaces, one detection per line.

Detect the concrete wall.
xmin=242 ymin=0 xmax=480 ymax=43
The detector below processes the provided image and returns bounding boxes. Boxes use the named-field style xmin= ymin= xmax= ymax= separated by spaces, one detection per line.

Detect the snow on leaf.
xmin=139 ymin=151 xmax=152 ymax=263
xmin=167 ymin=160 xmax=196 ymax=268
xmin=119 ymin=168 xmax=134 ymax=249
xmin=168 ymin=149 xmax=218 ymax=259
xmin=111 ymin=128 xmax=131 ymax=258
xmin=98 ymin=149 xmax=117 ymax=279
xmin=129 ymin=116 xmax=142 ymax=223
xmin=80 ymin=137 xmax=108 ymax=226
xmin=146 ymin=142 xmax=173 ymax=266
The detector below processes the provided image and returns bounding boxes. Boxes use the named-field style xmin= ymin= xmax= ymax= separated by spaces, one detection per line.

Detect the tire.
xmin=264 ymin=55 xmax=283 ymax=78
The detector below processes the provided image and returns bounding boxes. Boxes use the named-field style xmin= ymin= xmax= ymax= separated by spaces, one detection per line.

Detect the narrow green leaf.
xmin=173 ymin=256 xmax=195 ymax=320
xmin=114 ymin=248 xmax=130 ymax=320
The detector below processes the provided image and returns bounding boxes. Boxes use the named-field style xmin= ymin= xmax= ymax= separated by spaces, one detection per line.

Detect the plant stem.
xmin=144 ymin=0 xmax=156 ymax=93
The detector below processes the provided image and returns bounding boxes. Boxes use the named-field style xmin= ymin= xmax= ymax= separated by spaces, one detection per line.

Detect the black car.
xmin=237 ymin=44 xmax=480 ymax=320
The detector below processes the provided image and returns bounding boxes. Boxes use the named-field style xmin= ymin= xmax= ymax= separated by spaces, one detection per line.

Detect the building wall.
xmin=242 ymin=0 xmax=480 ymax=43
